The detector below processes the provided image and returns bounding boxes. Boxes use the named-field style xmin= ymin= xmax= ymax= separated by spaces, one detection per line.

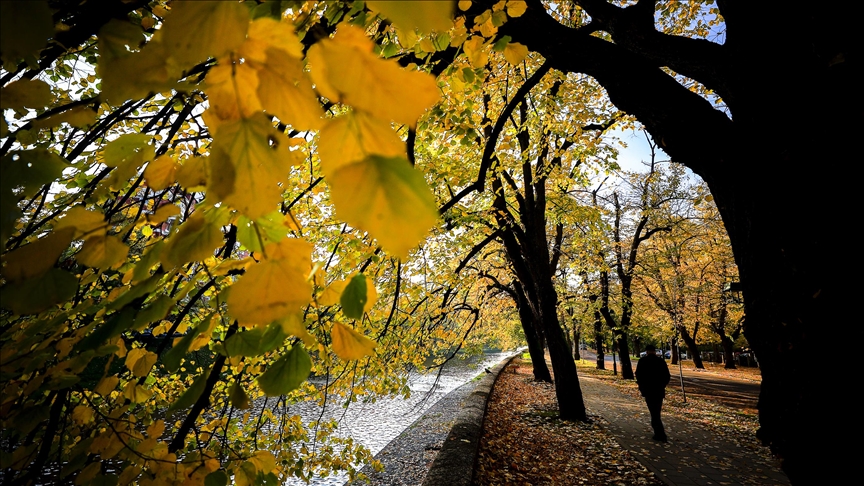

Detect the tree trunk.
xmin=573 ymin=329 xmax=581 ymax=360
xmin=593 ymin=312 xmax=605 ymax=370
xmin=720 ymin=335 xmax=736 ymax=370
xmin=514 ymin=282 xmax=552 ymax=382
xmin=670 ymin=339 xmax=679 ymax=365
xmin=678 ymin=325 xmax=705 ymax=369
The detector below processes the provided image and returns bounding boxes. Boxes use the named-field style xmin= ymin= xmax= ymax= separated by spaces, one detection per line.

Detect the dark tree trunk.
xmin=573 ymin=329 xmax=581 ymax=360
xmin=670 ymin=340 xmax=679 ymax=365
xmin=593 ymin=312 xmax=605 ymax=370
xmin=514 ymin=282 xmax=552 ymax=382
xmin=678 ymin=325 xmax=704 ymax=369
xmin=720 ymin=335 xmax=736 ymax=370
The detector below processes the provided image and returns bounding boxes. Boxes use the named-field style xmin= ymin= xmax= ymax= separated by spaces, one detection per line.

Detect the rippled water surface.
xmin=285 ymin=351 xmax=512 ymax=485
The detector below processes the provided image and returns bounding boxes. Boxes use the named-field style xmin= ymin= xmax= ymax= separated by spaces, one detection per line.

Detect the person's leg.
xmin=645 ymin=394 xmax=667 ymax=441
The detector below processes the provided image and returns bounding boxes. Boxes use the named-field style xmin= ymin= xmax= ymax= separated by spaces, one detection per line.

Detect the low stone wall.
xmin=421 ymin=353 xmax=520 ymax=486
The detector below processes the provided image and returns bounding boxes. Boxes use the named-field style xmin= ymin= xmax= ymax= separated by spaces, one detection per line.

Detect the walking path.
xmin=581 ymin=375 xmax=790 ymax=486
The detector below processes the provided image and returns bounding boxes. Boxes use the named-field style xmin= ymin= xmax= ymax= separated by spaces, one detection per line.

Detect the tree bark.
xmin=678 ymin=324 xmax=704 ymax=368
xmin=720 ymin=335 xmax=736 ymax=370
xmin=514 ymin=282 xmax=552 ymax=382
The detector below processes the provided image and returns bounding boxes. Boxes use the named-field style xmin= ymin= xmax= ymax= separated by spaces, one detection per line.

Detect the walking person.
xmin=635 ymin=344 xmax=671 ymax=441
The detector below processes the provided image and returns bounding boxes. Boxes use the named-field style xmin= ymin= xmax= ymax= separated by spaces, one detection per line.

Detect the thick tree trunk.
xmin=678 ymin=325 xmax=704 ymax=369
xmin=720 ymin=335 xmax=736 ymax=370
xmin=536 ymin=277 xmax=586 ymax=421
xmin=514 ymin=282 xmax=552 ymax=382
xmin=670 ymin=340 xmax=679 ymax=365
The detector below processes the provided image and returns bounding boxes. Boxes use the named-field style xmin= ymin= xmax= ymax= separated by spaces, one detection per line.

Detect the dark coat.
xmin=635 ymin=354 xmax=671 ymax=397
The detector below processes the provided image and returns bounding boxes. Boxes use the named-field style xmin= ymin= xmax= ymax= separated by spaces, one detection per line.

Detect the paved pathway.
xmin=580 ymin=376 xmax=790 ymax=486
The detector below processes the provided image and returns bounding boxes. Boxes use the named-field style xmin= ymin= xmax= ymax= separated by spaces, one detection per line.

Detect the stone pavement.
xmin=580 ymin=376 xmax=790 ymax=486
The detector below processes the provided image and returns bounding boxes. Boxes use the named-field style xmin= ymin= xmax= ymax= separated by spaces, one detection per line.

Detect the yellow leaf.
xmin=459 ymin=1 xmax=473 ymax=11
xmin=309 ymin=24 xmax=440 ymax=125
xmin=318 ymin=279 xmax=348 ymax=306
xmin=161 ymin=212 xmax=224 ymax=268
xmin=94 ymin=376 xmax=120 ymax=396
xmin=240 ymin=17 xmax=303 ymax=61
xmin=118 ymin=465 xmax=142 ymax=486
xmin=0 ymin=79 xmax=52 ymax=110
xmin=207 ymin=117 xmax=294 ymax=219
xmin=318 ymin=111 xmax=405 ymax=176
xmin=141 ymin=16 xmax=155 ymax=31
xmin=204 ymin=62 xmax=262 ymax=122
xmin=55 ymin=206 xmax=107 ymax=238
xmin=331 ymin=321 xmax=376 ymax=360
xmin=251 ymin=47 xmax=324 ymax=130
xmin=277 ymin=313 xmax=316 ymax=346
xmin=212 ymin=257 xmax=252 ymax=276
xmin=176 ymin=156 xmax=208 ymax=190
xmin=227 ymin=238 xmax=312 ymax=325
xmin=367 ymin=1 xmax=454 ymax=34
xmin=503 ymin=42 xmax=529 ymax=65
xmin=72 ymin=405 xmax=94 ymax=425
xmin=123 ymin=381 xmax=152 ymax=403
xmin=158 ymin=0 xmax=249 ymax=69
xmin=188 ymin=315 xmax=216 ymax=352
xmin=31 ymin=106 xmax=98 ymax=130
xmin=114 ymin=337 xmax=127 ymax=358
xmin=327 ymin=155 xmax=439 ymax=259
xmin=464 ymin=36 xmax=488 ymax=68
xmin=75 ymin=462 xmax=101 ymax=485
xmin=100 ymin=42 xmax=174 ymax=105
xmin=125 ymin=348 xmax=158 ymax=378
xmin=507 ymin=0 xmax=528 ymax=17
xmin=147 ymin=204 xmax=181 ymax=224
xmin=1 ymin=227 xmax=74 ymax=284
xmin=249 ymin=450 xmax=277 ymax=474
xmin=146 ymin=419 xmax=165 ymax=439
xmin=144 ymin=155 xmax=178 ymax=191
xmin=77 ymin=234 xmax=129 ymax=269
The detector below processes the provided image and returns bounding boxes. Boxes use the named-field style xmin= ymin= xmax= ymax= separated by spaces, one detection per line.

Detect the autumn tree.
xmin=0 ymin=2 xmax=501 ymax=484
xmin=446 ymin=1 xmax=857 ymax=479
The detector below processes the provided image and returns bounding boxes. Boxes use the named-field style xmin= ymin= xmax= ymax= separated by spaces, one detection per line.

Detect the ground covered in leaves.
xmin=474 ymin=359 xmax=662 ymax=485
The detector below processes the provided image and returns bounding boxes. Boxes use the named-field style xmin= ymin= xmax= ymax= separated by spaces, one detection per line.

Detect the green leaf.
xmin=340 ymin=274 xmax=368 ymax=319
xmin=205 ymin=470 xmax=229 ymax=486
xmin=76 ymin=307 xmax=137 ymax=352
xmin=257 ymin=343 xmax=311 ymax=396
xmin=225 ymin=322 xmax=287 ymax=357
xmin=167 ymin=367 xmax=210 ymax=413
xmin=493 ymin=35 xmax=512 ymax=52
xmin=0 ymin=268 xmax=78 ymax=315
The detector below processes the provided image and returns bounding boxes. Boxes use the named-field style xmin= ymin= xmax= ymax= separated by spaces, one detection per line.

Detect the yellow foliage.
xmin=227 ymin=238 xmax=312 ymax=325
xmin=309 ymin=24 xmax=440 ymax=126
xmin=331 ymin=321 xmax=377 ymax=361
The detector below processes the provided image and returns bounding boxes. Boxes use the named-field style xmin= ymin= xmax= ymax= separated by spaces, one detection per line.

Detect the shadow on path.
xmin=581 ymin=376 xmax=790 ymax=486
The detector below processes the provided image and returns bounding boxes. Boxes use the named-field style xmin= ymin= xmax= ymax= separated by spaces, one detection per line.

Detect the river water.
xmin=285 ymin=351 xmax=512 ymax=485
